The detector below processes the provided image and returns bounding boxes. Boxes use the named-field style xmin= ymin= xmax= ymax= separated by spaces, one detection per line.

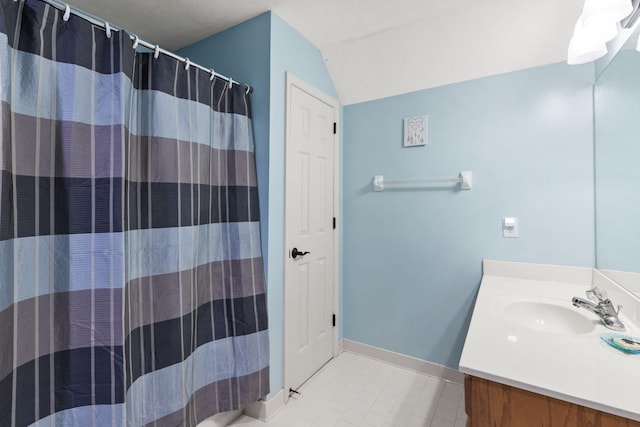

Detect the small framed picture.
xmin=403 ymin=115 xmax=428 ymax=147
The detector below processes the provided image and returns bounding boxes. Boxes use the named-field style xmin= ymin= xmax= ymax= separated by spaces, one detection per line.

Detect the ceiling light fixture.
xmin=582 ymin=0 xmax=633 ymax=28
xmin=567 ymin=0 xmax=634 ymax=64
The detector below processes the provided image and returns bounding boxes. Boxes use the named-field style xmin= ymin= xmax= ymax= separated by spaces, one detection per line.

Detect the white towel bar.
xmin=373 ymin=171 xmax=472 ymax=191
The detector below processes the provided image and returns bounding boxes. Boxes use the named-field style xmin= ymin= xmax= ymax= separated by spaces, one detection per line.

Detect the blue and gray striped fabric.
xmin=0 ymin=0 xmax=269 ymax=425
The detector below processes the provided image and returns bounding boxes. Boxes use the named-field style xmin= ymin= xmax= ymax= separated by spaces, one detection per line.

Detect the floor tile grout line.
xmin=229 ymin=352 xmax=466 ymax=427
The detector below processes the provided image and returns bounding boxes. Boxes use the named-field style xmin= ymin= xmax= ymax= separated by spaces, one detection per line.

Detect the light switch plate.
xmin=503 ymin=217 xmax=519 ymax=238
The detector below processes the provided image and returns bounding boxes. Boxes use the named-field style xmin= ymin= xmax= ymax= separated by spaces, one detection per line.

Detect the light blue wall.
xmin=178 ymin=11 xmax=338 ymax=396
xmin=343 ymin=62 xmax=595 ymax=369
xmin=595 ymin=49 xmax=640 ymax=272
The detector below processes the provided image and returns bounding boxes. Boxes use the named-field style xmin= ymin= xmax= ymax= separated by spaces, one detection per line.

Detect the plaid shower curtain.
xmin=0 ymin=0 xmax=269 ymax=425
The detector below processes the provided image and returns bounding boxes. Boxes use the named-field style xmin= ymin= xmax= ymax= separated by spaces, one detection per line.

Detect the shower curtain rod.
xmin=37 ymin=0 xmax=253 ymax=93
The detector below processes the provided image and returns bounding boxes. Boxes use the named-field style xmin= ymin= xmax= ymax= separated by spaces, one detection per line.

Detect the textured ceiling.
xmin=65 ymin=0 xmax=585 ymax=104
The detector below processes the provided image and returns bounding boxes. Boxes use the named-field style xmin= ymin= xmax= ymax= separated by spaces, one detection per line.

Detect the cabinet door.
xmin=465 ymin=375 xmax=640 ymax=427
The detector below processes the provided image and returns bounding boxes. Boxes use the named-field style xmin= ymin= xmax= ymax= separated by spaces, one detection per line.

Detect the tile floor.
xmin=231 ymin=352 xmax=467 ymax=427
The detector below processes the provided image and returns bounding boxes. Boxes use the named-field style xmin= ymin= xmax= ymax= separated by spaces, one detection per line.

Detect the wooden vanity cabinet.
xmin=464 ymin=375 xmax=640 ymax=427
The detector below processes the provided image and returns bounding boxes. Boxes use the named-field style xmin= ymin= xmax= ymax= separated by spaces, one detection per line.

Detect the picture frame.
xmin=403 ymin=115 xmax=428 ymax=147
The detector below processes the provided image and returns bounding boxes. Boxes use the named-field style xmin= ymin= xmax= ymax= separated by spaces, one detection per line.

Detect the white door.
xmin=284 ymin=74 xmax=339 ymax=394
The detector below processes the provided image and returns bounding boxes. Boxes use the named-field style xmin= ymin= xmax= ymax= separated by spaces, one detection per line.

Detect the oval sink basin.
xmin=503 ymin=300 xmax=596 ymax=335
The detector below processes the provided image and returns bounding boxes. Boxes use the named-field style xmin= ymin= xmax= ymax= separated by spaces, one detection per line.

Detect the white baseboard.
xmin=243 ymin=388 xmax=285 ymax=422
xmin=342 ymin=339 xmax=464 ymax=385
xmin=196 ymin=409 xmax=243 ymax=427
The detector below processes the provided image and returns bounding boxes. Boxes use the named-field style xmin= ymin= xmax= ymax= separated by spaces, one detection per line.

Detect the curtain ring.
xmin=184 ymin=58 xmax=191 ymax=71
xmin=153 ymin=44 xmax=160 ymax=59
xmin=228 ymin=76 xmax=234 ymax=88
xmin=104 ymin=21 xmax=111 ymax=38
xmin=245 ymin=85 xmax=251 ymax=95
xmin=209 ymin=69 xmax=216 ymax=82
xmin=63 ymin=4 xmax=71 ymax=22
xmin=132 ymin=35 xmax=139 ymax=50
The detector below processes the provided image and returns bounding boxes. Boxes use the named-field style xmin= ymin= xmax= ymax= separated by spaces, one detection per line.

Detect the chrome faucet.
xmin=572 ymin=287 xmax=625 ymax=331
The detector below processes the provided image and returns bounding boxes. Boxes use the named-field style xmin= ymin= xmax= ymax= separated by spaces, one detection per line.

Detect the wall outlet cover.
xmin=503 ymin=217 xmax=519 ymax=238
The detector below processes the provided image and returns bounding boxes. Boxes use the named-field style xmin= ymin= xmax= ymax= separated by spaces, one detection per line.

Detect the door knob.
xmin=291 ymin=247 xmax=310 ymax=259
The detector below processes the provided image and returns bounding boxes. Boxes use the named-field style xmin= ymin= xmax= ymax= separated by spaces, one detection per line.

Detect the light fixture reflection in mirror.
xmin=567 ymin=0 xmax=634 ymax=64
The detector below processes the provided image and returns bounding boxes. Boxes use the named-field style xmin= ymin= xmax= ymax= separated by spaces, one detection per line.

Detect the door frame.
xmin=283 ymin=72 xmax=341 ymax=400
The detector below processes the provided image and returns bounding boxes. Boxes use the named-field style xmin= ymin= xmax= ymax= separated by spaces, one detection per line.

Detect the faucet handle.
xmin=586 ymin=286 xmax=608 ymax=303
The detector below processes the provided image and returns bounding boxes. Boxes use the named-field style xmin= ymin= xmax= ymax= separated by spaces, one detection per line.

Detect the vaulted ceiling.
xmin=66 ymin=0 xmax=585 ymax=104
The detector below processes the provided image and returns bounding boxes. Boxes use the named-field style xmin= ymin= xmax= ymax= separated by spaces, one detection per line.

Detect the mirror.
xmin=594 ymin=26 xmax=640 ymax=297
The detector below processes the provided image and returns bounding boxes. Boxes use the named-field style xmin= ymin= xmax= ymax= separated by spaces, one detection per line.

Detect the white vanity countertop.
xmin=459 ymin=260 xmax=640 ymax=421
